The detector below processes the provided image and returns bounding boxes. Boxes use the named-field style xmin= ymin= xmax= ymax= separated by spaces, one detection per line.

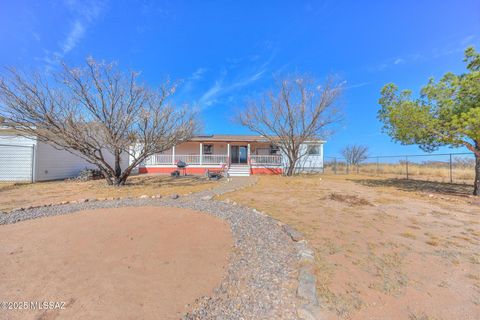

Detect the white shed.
xmin=0 ymin=127 xmax=128 ymax=182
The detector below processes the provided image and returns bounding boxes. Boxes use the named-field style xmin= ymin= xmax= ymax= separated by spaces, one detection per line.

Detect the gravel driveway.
xmin=0 ymin=177 xmax=305 ymax=319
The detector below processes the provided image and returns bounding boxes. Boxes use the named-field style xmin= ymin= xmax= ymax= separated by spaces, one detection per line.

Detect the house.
xmin=138 ymin=135 xmax=325 ymax=176
xmin=0 ymin=126 xmax=128 ymax=182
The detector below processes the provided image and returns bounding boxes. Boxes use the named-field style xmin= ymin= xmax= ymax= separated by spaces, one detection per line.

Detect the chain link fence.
xmin=325 ymin=152 xmax=476 ymax=185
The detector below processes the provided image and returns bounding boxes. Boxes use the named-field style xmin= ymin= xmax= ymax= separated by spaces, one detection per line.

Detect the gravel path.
xmin=0 ymin=177 xmax=303 ymax=319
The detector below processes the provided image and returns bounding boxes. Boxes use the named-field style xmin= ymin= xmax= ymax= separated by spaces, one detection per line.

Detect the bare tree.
xmin=237 ymin=75 xmax=342 ymax=176
xmin=0 ymin=58 xmax=197 ymax=185
xmin=341 ymin=144 xmax=369 ymax=173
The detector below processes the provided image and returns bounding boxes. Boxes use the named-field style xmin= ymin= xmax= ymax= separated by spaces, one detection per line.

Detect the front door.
xmin=231 ymin=146 xmax=248 ymax=164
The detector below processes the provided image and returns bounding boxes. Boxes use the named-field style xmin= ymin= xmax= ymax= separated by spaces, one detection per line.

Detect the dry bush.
xmin=328 ymin=192 xmax=372 ymax=206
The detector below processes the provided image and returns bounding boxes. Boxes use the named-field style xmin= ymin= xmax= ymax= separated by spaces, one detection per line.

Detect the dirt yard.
xmin=219 ymin=174 xmax=480 ymax=320
xmin=0 ymin=206 xmax=232 ymax=320
xmin=0 ymin=174 xmax=218 ymax=212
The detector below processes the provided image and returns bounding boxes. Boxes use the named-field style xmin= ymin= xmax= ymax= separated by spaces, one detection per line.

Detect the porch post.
xmin=247 ymin=143 xmax=251 ymax=165
xmin=227 ymin=143 xmax=230 ymax=164
xmin=172 ymin=145 xmax=176 ymax=165
xmin=199 ymin=142 xmax=203 ymax=165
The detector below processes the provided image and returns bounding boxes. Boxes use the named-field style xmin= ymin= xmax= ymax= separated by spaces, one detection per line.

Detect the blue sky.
xmin=1 ymin=0 xmax=479 ymax=157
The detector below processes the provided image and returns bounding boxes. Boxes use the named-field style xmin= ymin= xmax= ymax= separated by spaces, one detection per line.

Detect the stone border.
xmin=280 ymin=221 xmax=323 ymax=319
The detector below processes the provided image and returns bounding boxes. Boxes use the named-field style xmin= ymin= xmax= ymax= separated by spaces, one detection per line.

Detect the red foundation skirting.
xmin=138 ymin=167 xmax=208 ymax=175
xmin=251 ymin=167 xmax=283 ymax=175
xmin=139 ymin=166 xmax=283 ymax=175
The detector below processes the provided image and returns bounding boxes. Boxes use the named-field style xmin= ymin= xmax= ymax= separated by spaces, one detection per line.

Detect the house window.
xmin=203 ymin=144 xmax=213 ymax=154
xmin=307 ymin=145 xmax=320 ymax=155
xmin=270 ymin=144 xmax=279 ymax=155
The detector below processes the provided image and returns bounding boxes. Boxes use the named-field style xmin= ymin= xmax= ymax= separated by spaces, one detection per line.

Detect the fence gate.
xmin=0 ymin=144 xmax=34 ymax=182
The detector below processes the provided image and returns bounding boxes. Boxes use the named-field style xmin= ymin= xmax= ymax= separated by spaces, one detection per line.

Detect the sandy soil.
xmin=219 ymin=174 xmax=480 ymax=320
xmin=0 ymin=206 xmax=232 ymax=320
xmin=0 ymin=174 xmax=218 ymax=212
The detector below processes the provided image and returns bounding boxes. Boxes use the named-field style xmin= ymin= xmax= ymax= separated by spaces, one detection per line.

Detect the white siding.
xmin=34 ymin=142 xmax=96 ymax=181
xmin=0 ymin=133 xmax=36 ymax=146
xmin=280 ymin=143 xmax=324 ymax=173
xmin=35 ymin=142 xmax=129 ymax=181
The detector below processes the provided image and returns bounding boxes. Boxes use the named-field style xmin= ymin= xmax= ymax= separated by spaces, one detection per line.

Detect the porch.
xmin=141 ymin=139 xmax=284 ymax=175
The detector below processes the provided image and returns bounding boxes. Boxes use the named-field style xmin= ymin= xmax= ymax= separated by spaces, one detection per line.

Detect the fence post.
xmin=449 ymin=154 xmax=453 ymax=183
xmin=376 ymin=156 xmax=379 ymax=175
xmin=334 ymin=157 xmax=337 ymax=174
xmin=405 ymin=156 xmax=409 ymax=180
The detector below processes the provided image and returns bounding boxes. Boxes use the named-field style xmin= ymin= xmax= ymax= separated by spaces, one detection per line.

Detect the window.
xmin=203 ymin=144 xmax=213 ymax=154
xmin=270 ymin=144 xmax=279 ymax=155
xmin=307 ymin=145 xmax=320 ymax=155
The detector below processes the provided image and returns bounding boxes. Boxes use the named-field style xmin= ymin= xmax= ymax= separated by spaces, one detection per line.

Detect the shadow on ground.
xmin=350 ymin=178 xmax=474 ymax=197
xmin=126 ymin=175 xmax=209 ymax=188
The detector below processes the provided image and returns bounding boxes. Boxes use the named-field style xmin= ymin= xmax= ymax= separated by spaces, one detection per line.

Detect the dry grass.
xmin=325 ymin=163 xmax=475 ymax=184
xmin=218 ymin=174 xmax=480 ymax=319
xmin=0 ymin=174 xmax=218 ymax=212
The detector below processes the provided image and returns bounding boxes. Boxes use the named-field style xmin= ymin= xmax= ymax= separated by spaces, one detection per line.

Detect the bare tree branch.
xmin=236 ymin=74 xmax=343 ymax=175
xmin=341 ymin=144 xmax=369 ymax=173
xmin=0 ymin=57 xmax=198 ymax=185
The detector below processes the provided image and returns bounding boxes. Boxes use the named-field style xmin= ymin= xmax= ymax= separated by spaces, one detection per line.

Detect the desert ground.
xmin=0 ymin=174 xmax=218 ymax=212
xmin=0 ymin=206 xmax=232 ymax=320
xmin=219 ymin=174 xmax=480 ymax=320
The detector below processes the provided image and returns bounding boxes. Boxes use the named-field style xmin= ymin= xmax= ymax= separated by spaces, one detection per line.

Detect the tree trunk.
xmin=115 ymin=151 xmax=122 ymax=178
xmin=285 ymin=155 xmax=297 ymax=176
xmin=286 ymin=163 xmax=295 ymax=176
xmin=474 ymin=153 xmax=480 ymax=196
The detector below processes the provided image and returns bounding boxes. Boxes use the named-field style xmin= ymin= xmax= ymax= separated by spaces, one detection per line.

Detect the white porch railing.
xmin=145 ymin=154 xmax=173 ymax=165
xmin=145 ymin=154 xmax=228 ymax=165
xmin=250 ymin=155 xmax=283 ymax=166
xmin=201 ymin=154 xmax=229 ymax=164
xmin=145 ymin=154 xmax=282 ymax=166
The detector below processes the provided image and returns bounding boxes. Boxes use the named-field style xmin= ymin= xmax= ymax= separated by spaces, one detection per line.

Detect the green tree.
xmin=378 ymin=47 xmax=480 ymax=196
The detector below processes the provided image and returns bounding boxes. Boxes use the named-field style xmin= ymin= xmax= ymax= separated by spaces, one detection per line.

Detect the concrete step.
xmin=228 ymin=172 xmax=250 ymax=177
xmin=228 ymin=165 xmax=251 ymax=176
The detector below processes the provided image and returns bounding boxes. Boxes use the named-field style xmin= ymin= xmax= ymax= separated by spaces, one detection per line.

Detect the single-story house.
xmin=0 ymin=126 xmax=128 ymax=182
xmin=138 ymin=135 xmax=325 ymax=176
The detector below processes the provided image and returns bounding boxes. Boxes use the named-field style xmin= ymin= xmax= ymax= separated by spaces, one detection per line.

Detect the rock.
xmin=283 ymin=224 xmax=304 ymax=242
xmin=170 ymin=194 xmax=179 ymax=199
xmin=299 ymin=249 xmax=315 ymax=263
xmin=201 ymin=195 xmax=213 ymax=201
xmin=298 ymin=304 xmax=324 ymax=320
xmin=139 ymin=195 xmax=149 ymax=199
xmin=297 ymin=268 xmax=319 ymax=305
